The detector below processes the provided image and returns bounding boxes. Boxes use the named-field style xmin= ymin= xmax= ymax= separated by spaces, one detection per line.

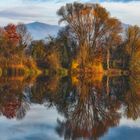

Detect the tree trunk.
xmin=106 ymin=76 xmax=110 ymax=95
xmin=107 ymin=48 xmax=110 ymax=70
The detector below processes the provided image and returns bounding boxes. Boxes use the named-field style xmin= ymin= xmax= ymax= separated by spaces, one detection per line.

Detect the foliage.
xmin=124 ymin=26 xmax=140 ymax=73
xmin=31 ymin=40 xmax=47 ymax=61
xmin=57 ymin=2 xmax=122 ymax=71
xmin=0 ymin=2 xmax=139 ymax=78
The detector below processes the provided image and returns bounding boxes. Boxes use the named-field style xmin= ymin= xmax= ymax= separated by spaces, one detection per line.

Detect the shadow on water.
xmin=0 ymin=73 xmax=140 ymax=139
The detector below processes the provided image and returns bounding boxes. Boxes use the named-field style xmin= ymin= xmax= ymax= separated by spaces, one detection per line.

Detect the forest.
xmin=0 ymin=2 xmax=140 ymax=80
xmin=0 ymin=2 xmax=140 ymax=140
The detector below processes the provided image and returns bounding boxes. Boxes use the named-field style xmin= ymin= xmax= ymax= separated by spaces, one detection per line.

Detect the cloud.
xmin=0 ymin=9 xmax=38 ymax=19
xmin=106 ymin=0 xmax=140 ymax=2
xmin=101 ymin=1 xmax=140 ymax=26
xmin=0 ymin=0 xmax=139 ymax=26
xmin=0 ymin=2 xmax=62 ymax=26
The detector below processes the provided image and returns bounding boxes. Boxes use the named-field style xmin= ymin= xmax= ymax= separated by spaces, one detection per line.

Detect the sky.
xmin=0 ymin=0 xmax=139 ymax=26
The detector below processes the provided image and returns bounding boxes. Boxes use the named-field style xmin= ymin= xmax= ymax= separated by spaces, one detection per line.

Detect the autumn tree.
xmin=0 ymin=23 xmax=39 ymax=74
xmin=105 ymin=26 xmax=122 ymax=69
xmin=30 ymin=40 xmax=48 ymax=68
xmin=125 ymin=25 xmax=140 ymax=58
xmin=124 ymin=25 xmax=140 ymax=73
xmin=4 ymin=24 xmax=20 ymax=47
xmin=31 ymin=40 xmax=47 ymax=60
xmin=0 ymin=24 xmax=20 ymax=57
xmin=0 ymin=23 xmax=32 ymax=58
xmin=30 ymin=38 xmax=62 ymax=71
xmin=46 ymin=37 xmax=61 ymax=71
xmin=57 ymin=2 xmax=122 ymax=69
xmin=57 ymin=26 xmax=77 ymax=68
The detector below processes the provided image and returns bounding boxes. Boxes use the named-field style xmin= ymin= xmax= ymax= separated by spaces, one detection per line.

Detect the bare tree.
xmin=16 ymin=23 xmax=32 ymax=49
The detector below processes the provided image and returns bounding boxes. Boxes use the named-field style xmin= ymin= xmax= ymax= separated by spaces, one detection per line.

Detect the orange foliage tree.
xmin=57 ymin=2 xmax=122 ymax=70
xmin=124 ymin=25 xmax=140 ymax=73
xmin=0 ymin=24 xmax=20 ymax=58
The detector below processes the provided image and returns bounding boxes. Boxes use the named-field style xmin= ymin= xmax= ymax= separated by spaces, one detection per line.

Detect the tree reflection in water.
xmin=0 ymin=74 xmax=140 ymax=140
xmin=0 ymin=76 xmax=31 ymax=119
xmin=53 ymin=75 xmax=140 ymax=140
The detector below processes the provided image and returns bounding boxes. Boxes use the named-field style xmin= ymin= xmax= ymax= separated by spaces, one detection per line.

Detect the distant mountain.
xmin=26 ymin=22 xmax=130 ymax=40
xmin=26 ymin=22 xmax=61 ymax=40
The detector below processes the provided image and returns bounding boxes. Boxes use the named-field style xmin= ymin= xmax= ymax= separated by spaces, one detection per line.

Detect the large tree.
xmin=57 ymin=3 xmax=122 ymax=69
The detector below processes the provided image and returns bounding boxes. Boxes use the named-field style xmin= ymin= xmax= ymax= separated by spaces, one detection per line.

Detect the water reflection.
xmin=0 ymin=74 xmax=140 ymax=140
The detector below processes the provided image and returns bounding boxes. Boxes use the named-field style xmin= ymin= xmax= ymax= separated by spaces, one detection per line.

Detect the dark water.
xmin=0 ymin=75 xmax=140 ymax=140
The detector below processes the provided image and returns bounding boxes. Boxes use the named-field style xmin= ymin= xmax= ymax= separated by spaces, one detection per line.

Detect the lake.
xmin=0 ymin=74 xmax=140 ymax=140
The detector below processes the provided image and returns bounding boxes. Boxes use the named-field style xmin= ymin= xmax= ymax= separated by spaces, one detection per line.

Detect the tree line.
xmin=0 ymin=2 xmax=140 ymax=76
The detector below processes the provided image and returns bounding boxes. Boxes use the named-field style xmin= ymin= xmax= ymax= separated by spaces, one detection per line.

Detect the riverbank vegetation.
xmin=0 ymin=2 xmax=140 ymax=78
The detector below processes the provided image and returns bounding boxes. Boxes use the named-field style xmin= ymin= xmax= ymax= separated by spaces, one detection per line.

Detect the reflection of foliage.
xmin=53 ymin=75 xmax=140 ymax=140
xmin=123 ymin=76 xmax=140 ymax=120
xmin=30 ymin=75 xmax=64 ymax=104
xmin=16 ymin=103 xmax=30 ymax=120
xmin=16 ymin=94 xmax=30 ymax=120
xmin=0 ymin=74 xmax=140 ymax=140
xmin=55 ymin=75 xmax=122 ymax=140
xmin=124 ymin=91 xmax=140 ymax=120
xmin=0 ymin=77 xmax=31 ymax=119
xmin=30 ymin=78 xmax=48 ymax=104
xmin=0 ymin=88 xmax=22 ymax=119
xmin=44 ymin=76 xmax=74 ymax=113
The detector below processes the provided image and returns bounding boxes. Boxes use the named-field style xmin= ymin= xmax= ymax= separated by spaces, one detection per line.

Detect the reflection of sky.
xmin=0 ymin=104 xmax=140 ymax=140
xmin=101 ymin=106 xmax=140 ymax=139
xmin=0 ymin=104 xmax=63 ymax=140
xmin=101 ymin=117 xmax=140 ymax=140
xmin=101 ymin=127 xmax=140 ymax=140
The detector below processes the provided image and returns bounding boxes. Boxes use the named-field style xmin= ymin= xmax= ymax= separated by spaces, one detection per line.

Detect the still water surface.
xmin=0 ymin=75 xmax=140 ymax=140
